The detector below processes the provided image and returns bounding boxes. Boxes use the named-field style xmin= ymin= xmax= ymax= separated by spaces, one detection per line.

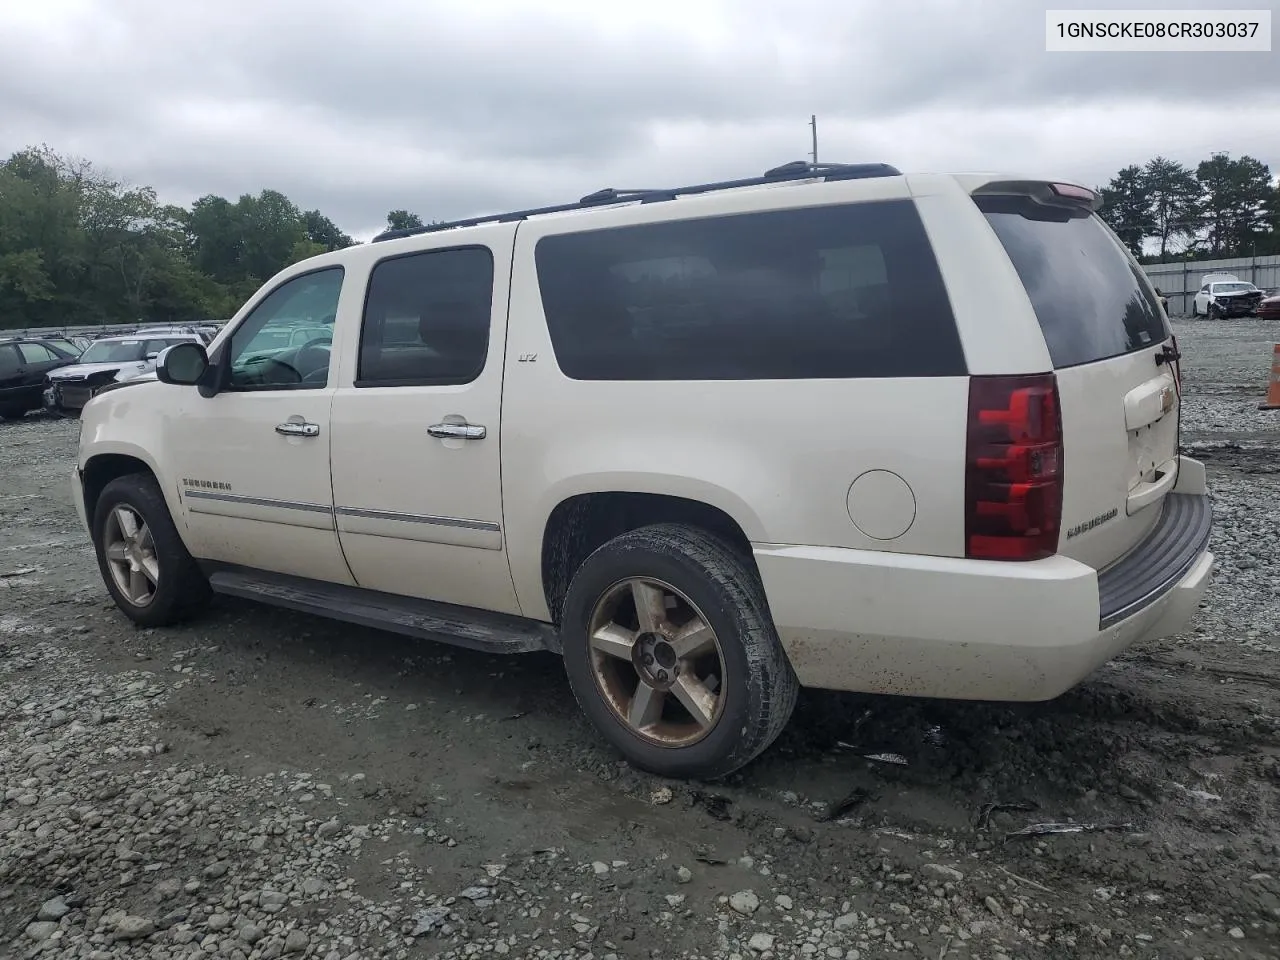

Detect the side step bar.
xmin=206 ymin=567 xmax=560 ymax=656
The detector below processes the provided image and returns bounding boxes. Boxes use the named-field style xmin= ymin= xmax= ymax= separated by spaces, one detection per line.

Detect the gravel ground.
xmin=2 ymin=317 xmax=1279 ymax=960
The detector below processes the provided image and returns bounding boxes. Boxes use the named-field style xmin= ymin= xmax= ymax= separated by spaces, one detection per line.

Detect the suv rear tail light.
xmin=965 ymin=373 xmax=1064 ymax=561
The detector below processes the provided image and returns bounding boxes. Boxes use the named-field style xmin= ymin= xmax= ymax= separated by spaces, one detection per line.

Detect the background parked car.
xmin=0 ymin=337 xmax=81 ymax=420
xmin=1191 ymin=278 xmax=1264 ymax=319
xmin=34 ymin=335 xmax=88 ymax=358
xmin=1259 ymin=292 xmax=1280 ymax=320
xmin=44 ymin=333 xmax=203 ymax=414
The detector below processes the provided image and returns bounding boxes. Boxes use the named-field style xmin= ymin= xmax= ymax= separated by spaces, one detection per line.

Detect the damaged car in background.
xmin=1190 ymin=274 xmax=1264 ymax=319
xmin=45 ymin=333 xmax=203 ymax=414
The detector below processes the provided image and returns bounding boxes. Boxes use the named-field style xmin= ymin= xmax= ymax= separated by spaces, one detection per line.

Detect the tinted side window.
xmin=975 ymin=197 xmax=1168 ymax=368
xmin=228 ymin=268 xmax=343 ymax=390
xmin=358 ymin=246 xmax=493 ymax=386
xmin=533 ymin=200 xmax=965 ymax=381
xmin=0 ymin=345 xmax=18 ymax=377
xmin=17 ymin=343 xmax=57 ymax=363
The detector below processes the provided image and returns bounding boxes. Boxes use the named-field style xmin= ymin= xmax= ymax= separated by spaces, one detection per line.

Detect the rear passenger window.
xmin=533 ymin=200 xmax=966 ymax=380
xmin=0 ymin=345 xmax=18 ymax=376
xmin=17 ymin=343 xmax=57 ymax=363
xmin=358 ymin=246 xmax=494 ymax=386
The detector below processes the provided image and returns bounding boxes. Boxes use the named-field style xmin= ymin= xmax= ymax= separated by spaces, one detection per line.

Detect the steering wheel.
xmin=255 ymin=356 xmax=303 ymax=384
xmin=295 ymin=342 xmax=331 ymax=382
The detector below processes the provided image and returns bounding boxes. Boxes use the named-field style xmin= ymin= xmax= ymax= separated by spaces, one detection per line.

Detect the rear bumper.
xmin=753 ymin=458 xmax=1214 ymax=701
xmin=1097 ymin=489 xmax=1212 ymax=627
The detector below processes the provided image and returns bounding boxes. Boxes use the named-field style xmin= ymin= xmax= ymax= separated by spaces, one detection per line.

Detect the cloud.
xmin=1 ymin=0 xmax=1276 ymax=239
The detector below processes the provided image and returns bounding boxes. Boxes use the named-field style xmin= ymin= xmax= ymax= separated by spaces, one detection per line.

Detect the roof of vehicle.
xmin=0 ymin=335 xmax=81 ymax=352
xmin=89 ymin=332 xmax=201 ymax=343
xmin=372 ymin=160 xmax=905 ymax=243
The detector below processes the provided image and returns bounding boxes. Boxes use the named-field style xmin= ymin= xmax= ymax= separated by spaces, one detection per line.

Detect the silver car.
xmin=44 ymin=334 xmax=203 ymax=413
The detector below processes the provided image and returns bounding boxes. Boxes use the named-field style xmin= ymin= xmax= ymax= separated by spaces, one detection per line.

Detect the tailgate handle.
xmin=1126 ymin=458 xmax=1178 ymax=515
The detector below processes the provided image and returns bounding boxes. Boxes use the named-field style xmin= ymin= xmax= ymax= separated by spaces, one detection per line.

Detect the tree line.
xmin=0 ymin=145 xmax=428 ymax=330
xmin=1097 ymin=152 xmax=1279 ymax=263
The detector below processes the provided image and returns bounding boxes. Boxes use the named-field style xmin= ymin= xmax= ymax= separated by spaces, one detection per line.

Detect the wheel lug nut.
xmin=642 ymin=653 xmax=654 ymax=665
xmin=656 ymin=670 xmax=668 ymax=682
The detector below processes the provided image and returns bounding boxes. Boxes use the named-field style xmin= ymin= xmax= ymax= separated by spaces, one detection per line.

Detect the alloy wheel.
xmin=104 ymin=505 xmax=160 ymax=607
xmin=586 ymin=577 xmax=727 ymax=747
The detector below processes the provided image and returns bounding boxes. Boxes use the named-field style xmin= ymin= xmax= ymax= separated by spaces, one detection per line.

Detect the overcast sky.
xmin=1 ymin=0 xmax=1276 ymax=240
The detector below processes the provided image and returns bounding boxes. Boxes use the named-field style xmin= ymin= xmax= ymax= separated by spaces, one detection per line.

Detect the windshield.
xmin=1213 ymin=282 xmax=1255 ymax=293
xmin=78 ymin=337 xmax=192 ymax=364
xmin=79 ymin=340 xmax=147 ymax=364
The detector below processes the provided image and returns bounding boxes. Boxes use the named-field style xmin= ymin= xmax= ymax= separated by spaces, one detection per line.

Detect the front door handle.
xmin=427 ymin=422 xmax=486 ymax=440
xmin=275 ymin=421 xmax=320 ymax=438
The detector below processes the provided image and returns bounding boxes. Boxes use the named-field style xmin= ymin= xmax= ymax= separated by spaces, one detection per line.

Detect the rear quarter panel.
xmin=501 ymin=180 xmax=989 ymax=622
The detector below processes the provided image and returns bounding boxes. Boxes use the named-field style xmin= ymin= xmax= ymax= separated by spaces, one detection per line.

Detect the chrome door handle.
xmin=427 ymin=422 xmax=486 ymax=440
xmin=275 ymin=421 xmax=320 ymax=438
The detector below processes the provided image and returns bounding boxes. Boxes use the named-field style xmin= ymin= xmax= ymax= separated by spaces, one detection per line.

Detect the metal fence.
xmin=1142 ymin=255 xmax=1280 ymax=315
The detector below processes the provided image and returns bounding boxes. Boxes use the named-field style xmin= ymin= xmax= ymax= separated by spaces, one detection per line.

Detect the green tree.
xmin=303 ymin=209 xmax=355 ymax=250
xmin=385 ymin=209 xmax=425 ymax=232
xmin=185 ymin=195 xmax=243 ymax=284
xmin=1098 ymin=165 xmax=1153 ymax=258
xmin=1260 ymin=181 xmax=1280 ymax=255
xmin=1195 ymin=153 xmax=1273 ymax=256
xmin=1143 ymin=157 xmax=1201 ymax=259
xmin=0 ymin=143 xmax=358 ymax=330
xmin=237 ymin=189 xmax=309 ymax=283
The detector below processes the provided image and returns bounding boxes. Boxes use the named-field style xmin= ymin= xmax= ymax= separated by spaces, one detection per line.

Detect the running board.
xmin=206 ymin=567 xmax=560 ymax=655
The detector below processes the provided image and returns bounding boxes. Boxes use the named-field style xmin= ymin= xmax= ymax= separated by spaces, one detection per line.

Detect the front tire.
xmin=559 ymin=523 xmax=798 ymax=780
xmin=92 ymin=474 xmax=211 ymax=627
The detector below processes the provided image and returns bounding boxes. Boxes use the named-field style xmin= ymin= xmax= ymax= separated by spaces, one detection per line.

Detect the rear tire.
xmin=92 ymin=473 xmax=211 ymax=627
xmin=559 ymin=523 xmax=799 ymax=780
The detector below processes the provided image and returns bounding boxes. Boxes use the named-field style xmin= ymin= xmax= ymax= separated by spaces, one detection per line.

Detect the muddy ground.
xmin=2 ymin=318 xmax=1279 ymax=960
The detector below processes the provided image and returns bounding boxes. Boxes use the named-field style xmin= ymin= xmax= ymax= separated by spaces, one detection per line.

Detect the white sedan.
xmin=1192 ymin=280 xmax=1264 ymax=319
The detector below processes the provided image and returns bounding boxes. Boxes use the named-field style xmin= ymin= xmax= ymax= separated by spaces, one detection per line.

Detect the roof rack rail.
xmin=371 ymin=160 xmax=901 ymax=242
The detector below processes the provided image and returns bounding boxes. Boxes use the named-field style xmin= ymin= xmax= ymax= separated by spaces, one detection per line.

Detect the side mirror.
xmin=156 ymin=342 xmax=209 ymax=386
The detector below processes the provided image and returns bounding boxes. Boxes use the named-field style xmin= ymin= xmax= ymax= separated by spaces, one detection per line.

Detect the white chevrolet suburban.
xmin=72 ymin=161 xmax=1214 ymax=779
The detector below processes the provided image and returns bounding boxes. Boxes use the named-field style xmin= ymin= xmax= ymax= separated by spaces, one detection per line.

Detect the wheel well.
xmin=540 ymin=492 xmax=754 ymax=625
xmin=82 ymin=455 xmax=156 ymax=521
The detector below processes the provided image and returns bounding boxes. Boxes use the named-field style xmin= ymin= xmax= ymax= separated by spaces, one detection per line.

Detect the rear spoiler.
xmin=970 ymin=179 xmax=1102 ymax=212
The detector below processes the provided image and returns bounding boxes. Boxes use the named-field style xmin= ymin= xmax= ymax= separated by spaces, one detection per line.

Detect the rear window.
xmin=534 ymin=200 xmax=966 ymax=380
xmin=975 ymin=196 xmax=1168 ymax=369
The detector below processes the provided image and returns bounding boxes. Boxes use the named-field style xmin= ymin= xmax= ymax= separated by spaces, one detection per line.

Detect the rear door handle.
xmin=427 ymin=422 xmax=486 ymax=440
xmin=275 ymin=421 xmax=320 ymax=438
